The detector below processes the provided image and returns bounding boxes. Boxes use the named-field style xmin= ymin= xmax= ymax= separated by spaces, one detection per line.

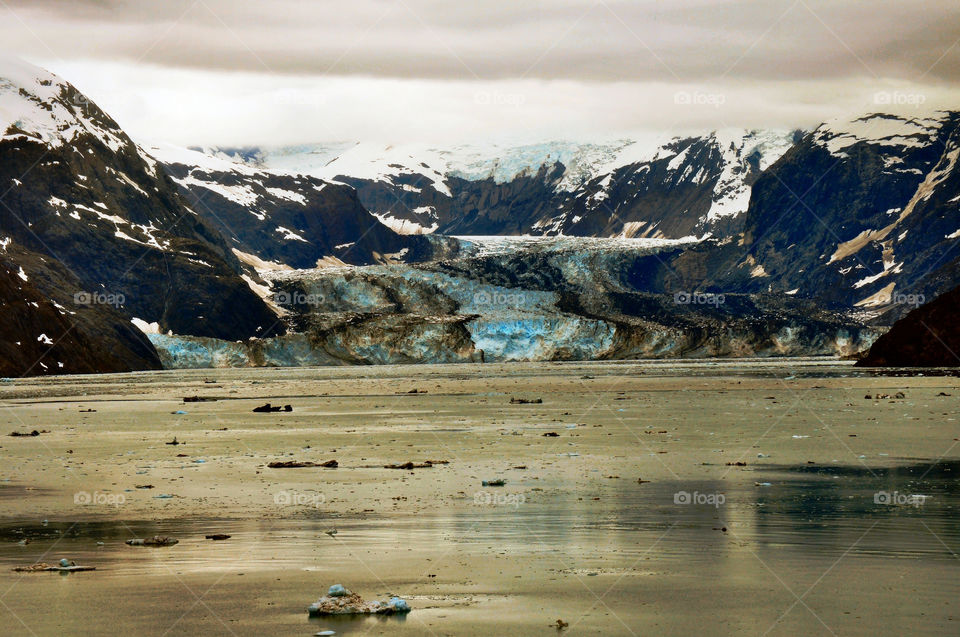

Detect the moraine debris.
xmin=267 ymin=459 xmax=338 ymax=469
xmin=383 ymin=460 xmax=443 ymax=470
xmin=9 ymin=430 xmax=47 ymax=437
xmin=126 ymin=536 xmax=178 ymax=547
xmin=14 ymin=559 xmax=95 ymax=573
xmin=252 ymin=403 xmax=293 ymax=413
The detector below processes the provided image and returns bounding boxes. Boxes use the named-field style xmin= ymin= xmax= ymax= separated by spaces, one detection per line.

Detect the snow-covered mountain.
xmin=0 ymin=55 xmax=281 ymax=373
xmin=203 ymin=131 xmax=798 ymax=239
xmin=149 ymin=144 xmax=458 ymax=270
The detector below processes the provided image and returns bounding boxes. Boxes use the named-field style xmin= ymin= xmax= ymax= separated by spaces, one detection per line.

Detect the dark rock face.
xmin=0 ymin=243 xmax=159 ymax=376
xmin=857 ymin=285 xmax=960 ymax=367
xmin=0 ymin=57 xmax=283 ymax=374
xmin=337 ymin=163 xmax=568 ymax=237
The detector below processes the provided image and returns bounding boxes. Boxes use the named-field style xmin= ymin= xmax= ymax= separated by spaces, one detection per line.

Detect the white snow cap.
xmin=0 ymin=53 xmax=126 ymax=152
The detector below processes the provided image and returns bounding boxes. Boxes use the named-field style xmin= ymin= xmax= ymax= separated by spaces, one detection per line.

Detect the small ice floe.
xmin=307 ymin=584 xmax=412 ymax=617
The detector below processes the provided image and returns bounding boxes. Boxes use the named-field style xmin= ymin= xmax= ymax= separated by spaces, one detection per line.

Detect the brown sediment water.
xmin=0 ymin=360 xmax=957 ymax=635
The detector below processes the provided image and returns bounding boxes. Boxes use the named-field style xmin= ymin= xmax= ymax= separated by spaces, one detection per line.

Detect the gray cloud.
xmin=4 ymin=0 xmax=959 ymax=82
xmin=3 ymin=0 xmax=959 ymax=145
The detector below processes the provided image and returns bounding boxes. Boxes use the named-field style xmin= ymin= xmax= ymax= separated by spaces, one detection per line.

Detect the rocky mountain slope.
xmin=0 ymin=239 xmax=159 ymax=375
xmin=701 ymin=111 xmax=960 ymax=323
xmin=0 ymin=56 xmax=281 ymax=374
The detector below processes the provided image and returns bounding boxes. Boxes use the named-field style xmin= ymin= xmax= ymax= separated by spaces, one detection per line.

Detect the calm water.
xmin=1 ymin=460 xmax=957 ymax=635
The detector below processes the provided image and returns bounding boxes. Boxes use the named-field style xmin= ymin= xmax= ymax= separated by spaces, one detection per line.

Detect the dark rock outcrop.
xmin=857 ymin=286 xmax=960 ymax=367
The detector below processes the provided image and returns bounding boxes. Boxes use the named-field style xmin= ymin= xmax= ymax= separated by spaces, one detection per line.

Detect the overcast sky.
xmin=3 ymin=0 xmax=959 ymax=145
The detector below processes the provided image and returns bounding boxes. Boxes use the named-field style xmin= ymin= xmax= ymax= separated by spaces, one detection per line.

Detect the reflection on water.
xmin=1 ymin=460 xmax=957 ymax=634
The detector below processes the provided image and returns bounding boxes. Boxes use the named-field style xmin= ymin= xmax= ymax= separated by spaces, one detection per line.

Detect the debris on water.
xmin=165 ymin=437 xmax=182 ymax=445
xmin=153 ymin=494 xmax=175 ymax=499
xmin=755 ymin=482 xmax=772 ymax=487
xmin=543 ymin=432 xmax=560 ymax=437
xmin=126 ymin=536 xmax=178 ymax=546
xmin=482 ymin=479 xmax=506 ymax=487
xmin=172 ymin=410 xmax=188 ymax=415
xmin=384 ymin=460 xmax=443 ymax=469
xmin=757 ymin=453 xmax=770 ymax=458
xmin=13 ymin=561 xmax=95 ymax=573
xmin=894 ymin=391 xmax=906 ymax=399
xmin=134 ymin=484 xmax=154 ymax=489
xmin=205 ymin=534 xmax=231 ymax=541
xmin=268 ymin=459 xmax=337 ymax=468
xmin=792 ymin=435 xmax=809 ymax=439
xmin=308 ymin=586 xmax=412 ymax=617
xmin=9 ymin=430 xmax=47 ymax=437
xmin=725 ymin=461 xmax=747 ymax=466
xmin=252 ymin=403 xmax=293 ymax=413
xmin=183 ymin=396 xmax=217 ymax=403
xmin=314 ymin=632 xmax=336 ymax=636
xmin=938 ymin=392 xmax=951 ymax=396
xmin=510 ymin=397 xmax=542 ymax=404
xmin=554 ymin=619 xmax=569 ymax=629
